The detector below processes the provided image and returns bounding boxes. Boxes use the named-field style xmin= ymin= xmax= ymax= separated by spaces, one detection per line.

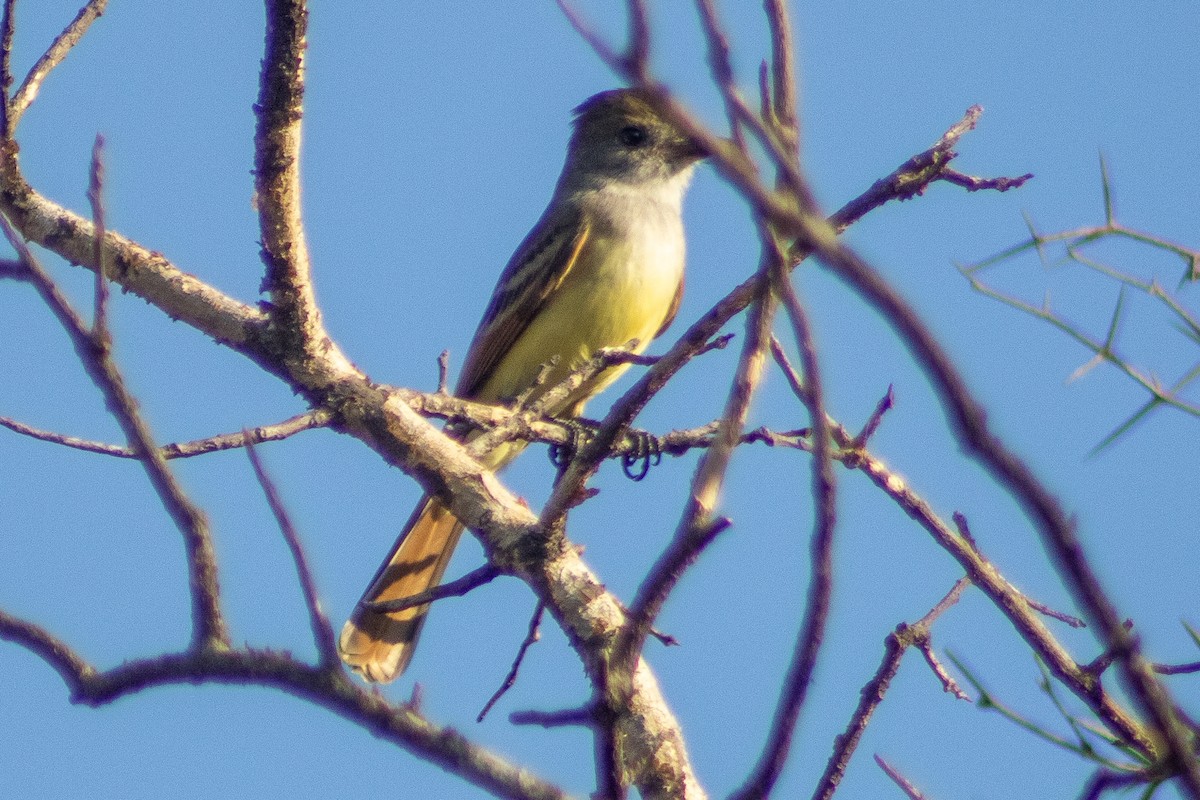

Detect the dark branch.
xmin=478 ymin=603 xmax=546 ymax=722
xmin=245 ymin=439 xmax=339 ymax=668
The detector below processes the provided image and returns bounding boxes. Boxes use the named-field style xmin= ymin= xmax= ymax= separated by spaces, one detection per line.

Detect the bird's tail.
xmin=339 ymin=496 xmax=464 ymax=683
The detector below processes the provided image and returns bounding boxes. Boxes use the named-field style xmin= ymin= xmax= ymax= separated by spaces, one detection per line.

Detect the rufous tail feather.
xmin=339 ymin=497 xmax=464 ymax=683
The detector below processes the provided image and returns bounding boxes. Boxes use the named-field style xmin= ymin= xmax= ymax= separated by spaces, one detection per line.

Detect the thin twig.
xmin=693 ymin=0 xmax=748 ymax=149
xmin=811 ymin=630 xmax=905 ymax=800
xmin=851 ymin=386 xmax=895 ymax=448
xmin=874 ymin=756 xmax=929 ymax=800
xmin=365 ymin=564 xmax=501 ymax=614
xmin=1024 ymin=597 xmax=1086 ymax=629
xmin=1153 ymin=661 xmax=1200 ymax=676
xmin=554 ymin=0 xmax=621 ymax=69
xmin=1078 ymin=770 xmax=1142 ymax=800
xmin=612 ymin=273 xmax=774 ymax=679
xmin=0 ymin=214 xmax=229 ymax=650
xmin=625 ymin=0 xmax=650 ymax=80
xmin=437 ymin=350 xmax=450 ymax=394
xmin=11 ymin=0 xmax=110 ymax=128
xmin=734 ymin=243 xmax=838 ymax=800
xmin=0 ymin=609 xmax=571 ymax=800
xmin=0 ymin=0 xmax=16 ymax=138
xmin=245 ymin=438 xmax=339 ymax=668
xmin=0 ymin=410 xmax=331 ymax=459
xmin=940 ymin=167 xmax=1032 ymax=192
xmin=763 ymin=0 xmax=798 ymax=143
xmin=510 ymin=707 xmax=593 ymax=728
xmin=88 ymin=133 xmax=109 ymax=339
xmin=478 ymin=602 xmax=545 ymax=722
xmin=811 ymin=578 xmax=970 ymax=799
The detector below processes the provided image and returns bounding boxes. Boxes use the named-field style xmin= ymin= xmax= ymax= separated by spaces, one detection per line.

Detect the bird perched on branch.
xmin=340 ymin=88 xmax=707 ymax=683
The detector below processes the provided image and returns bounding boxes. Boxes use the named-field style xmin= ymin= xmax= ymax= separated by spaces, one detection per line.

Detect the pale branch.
xmin=0 ymin=609 xmax=573 ymax=800
xmin=9 ymin=0 xmax=109 ymax=128
xmin=913 ymin=636 xmax=970 ymax=700
xmin=0 ymin=154 xmax=269 ymax=351
xmin=0 ymin=215 xmax=228 ymax=650
xmin=874 ymin=756 xmax=930 ymax=800
xmin=245 ymin=439 xmax=339 ymax=668
xmin=812 ymin=579 xmax=970 ymax=800
xmin=256 ymin=0 xmax=329 ymax=366
xmin=0 ymin=410 xmax=330 ymax=459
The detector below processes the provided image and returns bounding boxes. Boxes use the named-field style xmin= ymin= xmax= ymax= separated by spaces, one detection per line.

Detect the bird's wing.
xmin=455 ymin=207 xmax=591 ymax=399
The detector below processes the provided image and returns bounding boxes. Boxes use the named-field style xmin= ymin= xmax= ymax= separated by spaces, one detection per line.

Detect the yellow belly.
xmin=473 ymin=229 xmax=683 ymax=465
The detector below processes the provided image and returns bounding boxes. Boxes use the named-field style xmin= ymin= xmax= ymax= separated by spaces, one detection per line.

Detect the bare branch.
xmin=0 ymin=0 xmax=15 ymax=138
xmin=10 ymin=0 xmax=109 ymax=128
xmin=874 ymin=755 xmax=929 ymax=800
xmin=0 ymin=608 xmax=572 ymax=800
xmin=0 ymin=215 xmax=229 ymax=649
xmin=733 ymin=243 xmax=838 ymax=800
xmin=851 ymin=386 xmax=895 ymax=449
xmin=255 ymin=0 xmax=343 ymax=372
xmin=0 ymin=410 xmax=331 ymax=459
xmin=812 ymin=579 xmax=970 ymax=800
xmin=478 ymin=602 xmax=546 ymax=723
xmin=0 ymin=254 xmax=23 ymax=278
xmin=1153 ymin=661 xmax=1200 ymax=676
xmin=763 ymin=0 xmax=798 ymax=142
xmin=365 ymin=564 xmax=501 ymax=614
xmin=88 ymin=133 xmax=109 ymax=338
xmin=511 ymin=707 xmax=593 ymax=728
xmin=555 ymin=1 xmax=623 ymax=72
xmin=940 ymin=167 xmax=1032 ymax=192
xmin=613 ymin=272 xmax=774 ymax=680
xmin=437 ymin=349 xmax=451 ymax=394
xmin=625 ymin=0 xmax=650 ymax=80
xmin=245 ymin=439 xmax=339 ymax=668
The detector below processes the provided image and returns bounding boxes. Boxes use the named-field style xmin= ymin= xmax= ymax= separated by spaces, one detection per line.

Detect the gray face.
xmin=565 ymin=90 xmax=707 ymax=187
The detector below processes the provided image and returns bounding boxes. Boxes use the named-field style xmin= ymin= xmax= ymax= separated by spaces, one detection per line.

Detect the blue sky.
xmin=2 ymin=2 xmax=1197 ymax=798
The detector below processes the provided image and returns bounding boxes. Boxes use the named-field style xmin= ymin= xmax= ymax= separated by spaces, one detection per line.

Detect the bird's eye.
xmin=618 ymin=125 xmax=648 ymax=147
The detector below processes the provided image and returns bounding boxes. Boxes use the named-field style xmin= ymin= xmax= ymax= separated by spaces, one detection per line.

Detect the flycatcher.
xmin=339 ymin=88 xmax=707 ymax=683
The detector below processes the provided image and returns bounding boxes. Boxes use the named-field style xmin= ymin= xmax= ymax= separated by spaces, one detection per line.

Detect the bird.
xmin=339 ymin=88 xmax=707 ymax=683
